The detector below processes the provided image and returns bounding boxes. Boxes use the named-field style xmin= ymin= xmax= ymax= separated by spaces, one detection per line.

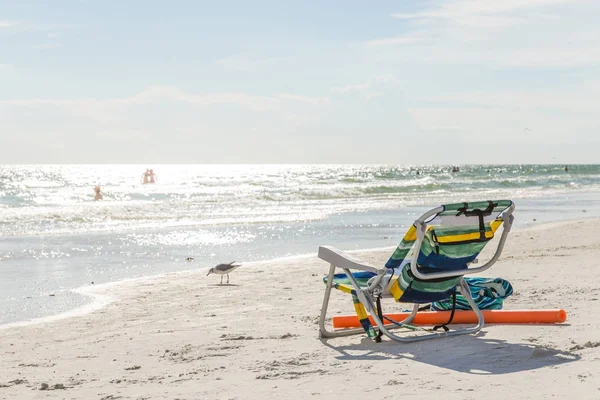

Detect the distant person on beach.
xmin=94 ymin=186 xmax=103 ymax=201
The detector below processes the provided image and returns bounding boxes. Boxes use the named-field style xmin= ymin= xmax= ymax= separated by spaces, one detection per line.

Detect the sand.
xmin=1 ymin=219 xmax=600 ymax=399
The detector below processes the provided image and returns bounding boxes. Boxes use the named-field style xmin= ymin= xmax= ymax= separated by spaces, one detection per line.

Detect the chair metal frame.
xmin=318 ymin=202 xmax=515 ymax=342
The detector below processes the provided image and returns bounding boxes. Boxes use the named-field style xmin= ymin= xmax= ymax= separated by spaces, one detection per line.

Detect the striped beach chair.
xmin=318 ymin=200 xmax=515 ymax=342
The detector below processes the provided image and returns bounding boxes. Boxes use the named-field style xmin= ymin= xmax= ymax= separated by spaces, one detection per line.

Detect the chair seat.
xmin=324 ymin=270 xmax=459 ymax=303
xmin=323 ymin=271 xmax=377 ymax=296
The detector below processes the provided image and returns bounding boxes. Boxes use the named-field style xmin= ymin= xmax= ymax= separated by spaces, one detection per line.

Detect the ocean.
xmin=1 ymin=164 xmax=600 ymax=325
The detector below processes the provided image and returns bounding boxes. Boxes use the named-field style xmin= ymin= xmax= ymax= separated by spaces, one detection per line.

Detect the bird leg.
xmin=220 ymin=275 xmax=223 ymax=285
xmin=227 ymin=274 xmax=230 ymax=284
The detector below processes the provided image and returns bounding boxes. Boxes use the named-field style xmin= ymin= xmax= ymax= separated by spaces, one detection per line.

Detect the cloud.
xmin=499 ymin=47 xmax=600 ymax=68
xmin=113 ymin=87 xmax=329 ymax=110
xmin=214 ymin=54 xmax=291 ymax=71
xmin=412 ymin=43 xmax=600 ymax=69
xmin=331 ymin=74 xmax=401 ymax=99
xmin=275 ymin=93 xmax=330 ymax=106
xmin=0 ymin=86 xmax=331 ymax=127
xmin=407 ymin=104 xmax=597 ymax=144
xmin=0 ymin=64 xmax=17 ymax=76
xmin=419 ymin=80 xmax=600 ymax=113
xmin=361 ymin=34 xmax=425 ymax=47
xmin=0 ymin=20 xmax=68 ymax=45
xmin=367 ymin=0 xmax=600 ymax=69
xmin=330 ymin=83 xmax=370 ymax=94
xmin=391 ymin=0 xmax=573 ymax=23
xmin=33 ymin=43 xmax=61 ymax=50
xmin=0 ymin=20 xmax=20 ymax=29
xmin=394 ymin=12 xmax=523 ymax=29
xmin=0 ymin=85 xmax=339 ymax=162
xmin=409 ymin=80 xmax=600 ymax=141
xmin=112 ymin=86 xmax=283 ymax=112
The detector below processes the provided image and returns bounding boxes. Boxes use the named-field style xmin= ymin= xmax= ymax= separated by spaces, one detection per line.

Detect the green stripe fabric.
xmin=433 ymin=224 xmax=494 ymax=238
xmin=385 ymin=199 xmax=513 ymax=302
xmin=388 ymin=236 xmax=415 ymax=263
xmin=398 ymin=268 xmax=462 ymax=293
xmin=431 ymin=277 xmax=513 ymax=310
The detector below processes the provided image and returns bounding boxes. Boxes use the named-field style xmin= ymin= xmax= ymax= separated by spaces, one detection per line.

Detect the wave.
xmin=0 ymin=164 xmax=599 ymax=236
xmin=21 ymin=180 xmax=65 ymax=189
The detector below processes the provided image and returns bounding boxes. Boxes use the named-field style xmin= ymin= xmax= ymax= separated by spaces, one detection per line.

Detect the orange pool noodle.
xmin=331 ymin=309 xmax=567 ymax=329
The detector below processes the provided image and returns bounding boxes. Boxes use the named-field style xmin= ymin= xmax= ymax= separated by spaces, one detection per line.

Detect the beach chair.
xmin=318 ymin=200 xmax=515 ymax=342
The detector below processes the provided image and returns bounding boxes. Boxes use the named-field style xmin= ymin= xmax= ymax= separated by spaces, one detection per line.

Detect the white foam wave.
xmin=1 ymin=165 xmax=600 ymax=236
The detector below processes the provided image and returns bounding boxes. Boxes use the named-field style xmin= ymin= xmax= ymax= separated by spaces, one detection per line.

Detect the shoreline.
xmin=0 ymin=252 xmax=319 ymax=330
xmin=2 ymin=216 xmax=597 ymax=331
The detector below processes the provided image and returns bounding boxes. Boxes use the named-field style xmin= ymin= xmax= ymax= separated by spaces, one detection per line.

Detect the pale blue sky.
xmin=1 ymin=0 xmax=599 ymax=163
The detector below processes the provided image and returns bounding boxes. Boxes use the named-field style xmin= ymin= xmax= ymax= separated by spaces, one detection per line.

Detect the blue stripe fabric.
xmin=431 ymin=277 xmax=513 ymax=311
xmin=416 ymin=252 xmax=476 ymax=271
xmin=398 ymin=286 xmax=457 ymax=303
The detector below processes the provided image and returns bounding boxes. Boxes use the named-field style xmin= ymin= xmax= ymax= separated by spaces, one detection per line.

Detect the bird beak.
xmin=206 ymin=271 xmax=211 ymax=276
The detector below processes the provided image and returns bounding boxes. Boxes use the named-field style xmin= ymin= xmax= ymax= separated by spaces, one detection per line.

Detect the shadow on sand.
xmin=321 ymin=330 xmax=580 ymax=375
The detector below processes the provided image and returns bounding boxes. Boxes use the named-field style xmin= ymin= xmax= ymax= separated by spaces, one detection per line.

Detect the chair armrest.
xmin=318 ymin=246 xmax=385 ymax=274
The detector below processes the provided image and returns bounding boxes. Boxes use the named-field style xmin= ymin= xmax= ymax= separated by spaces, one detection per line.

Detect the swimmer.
xmin=142 ymin=169 xmax=150 ymax=184
xmin=148 ymin=169 xmax=157 ymax=184
xmin=94 ymin=185 xmax=103 ymax=201
xmin=564 ymin=165 xmax=569 ymax=172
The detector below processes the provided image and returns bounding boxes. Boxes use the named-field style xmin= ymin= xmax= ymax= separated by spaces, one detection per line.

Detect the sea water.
xmin=1 ymin=164 xmax=600 ymax=325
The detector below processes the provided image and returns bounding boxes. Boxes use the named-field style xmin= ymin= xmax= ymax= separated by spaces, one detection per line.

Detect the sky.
xmin=1 ymin=0 xmax=599 ymax=164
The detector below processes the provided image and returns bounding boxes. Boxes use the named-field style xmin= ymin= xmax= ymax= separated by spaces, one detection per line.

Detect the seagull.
xmin=207 ymin=261 xmax=241 ymax=284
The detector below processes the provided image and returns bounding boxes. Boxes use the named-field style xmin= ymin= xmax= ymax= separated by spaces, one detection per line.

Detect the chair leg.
xmin=319 ymin=264 xmax=367 ymax=338
xmin=457 ymin=278 xmax=485 ymax=332
xmin=400 ymin=304 xmax=420 ymax=324
xmin=320 ymin=270 xmax=484 ymax=342
xmin=362 ymin=278 xmax=485 ymax=343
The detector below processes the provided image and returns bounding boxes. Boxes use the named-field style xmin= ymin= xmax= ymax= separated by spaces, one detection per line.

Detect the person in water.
xmin=142 ymin=169 xmax=150 ymax=184
xmin=94 ymin=186 xmax=103 ymax=201
xmin=142 ymin=168 xmax=157 ymax=184
xmin=148 ymin=169 xmax=157 ymax=183
xmin=564 ymin=165 xmax=569 ymax=172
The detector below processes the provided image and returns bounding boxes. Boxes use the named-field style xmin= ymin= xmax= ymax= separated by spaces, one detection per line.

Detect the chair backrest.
xmin=385 ymin=200 xmax=514 ymax=303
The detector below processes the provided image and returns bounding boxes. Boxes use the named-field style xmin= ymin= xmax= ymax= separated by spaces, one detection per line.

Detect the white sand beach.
xmin=1 ymin=219 xmax=600 ymax=399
